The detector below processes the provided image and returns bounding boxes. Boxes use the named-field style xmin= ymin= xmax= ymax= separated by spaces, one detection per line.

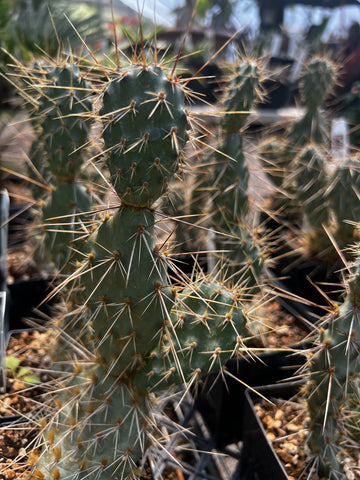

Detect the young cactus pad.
xmin=135 ymin=279 xmax=249 ymax=392
xmin=101 ymin=65 xmax=188 ymax=207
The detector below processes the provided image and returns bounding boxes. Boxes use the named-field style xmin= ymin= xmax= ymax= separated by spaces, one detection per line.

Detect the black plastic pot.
xmin=195 ymin=349 xmax=307 ymax=449
xmin=262 ymin=212 xmax=344 ymax=325
xmin=7 ymin=277 xmax=55 ymax=331
xmin=239 ymin=381 xmax=302 ymax=480
xmin=0 ymin=413 xmax=25 ymax=426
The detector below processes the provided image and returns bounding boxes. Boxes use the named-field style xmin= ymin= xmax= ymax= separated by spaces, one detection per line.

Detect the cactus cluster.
xmin=260 ymin=57 xmax=360 ymax=265
xmin=306 ymin=255 xmax=360 ymax=478
xmin=6 ymin=12 xmax=360 ymax=480
xmin=257 ymin=55 xmax=360 ymax=479
xmin=22 ymin=54 xmax=254 ymax=480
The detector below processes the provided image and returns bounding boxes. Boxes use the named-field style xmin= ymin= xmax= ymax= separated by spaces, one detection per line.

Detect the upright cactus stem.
xmin=306 ymin=256 xmax=360 ymax=478
xmin=288 ymin=57 xmax=337 ymax=146
xmin=292 ymin=145 xmax=330 ymax=228
xmin=31 ymin=56 xmax=252 ymax=480
xmin=40 ymin=62 xmax=93 ymax=269
xmin=17 ymin=57 xmax=94 ymax=270
xmin=206 ymin=56 xmax=267 ymax=288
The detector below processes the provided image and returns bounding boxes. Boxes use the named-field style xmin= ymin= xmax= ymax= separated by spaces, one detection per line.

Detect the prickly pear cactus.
xmin=306 ymin=256 xmax=360 ymax=478
xmin=23 ymin=59 xmax=93 ymax=270
xmin=287 ymin=57 xmax=337 ymax=146
xmin=299 ymin=57 xmax=336 ymax=110
xmin=136 ymin=279 xmax=249 ymax=391
xmin=207 ymin=56 xmax=267 ymax=288
xmin=102 ymin=65 xmax=188 ymax=208
xmin=31 ymin=59 xmax=251 ymax=480
xmin=221 ymin=57 xmax=265 ymax=133
xmin=212 ymin=57 xmax=266 ymax=219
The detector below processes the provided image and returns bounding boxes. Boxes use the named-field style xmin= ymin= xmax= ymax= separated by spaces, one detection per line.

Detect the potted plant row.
xmin=237 ymin=55 xmax=360 ymax=479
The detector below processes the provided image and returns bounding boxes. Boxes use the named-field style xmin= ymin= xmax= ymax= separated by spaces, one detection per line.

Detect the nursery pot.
xmin=262 ymin=212 xmax=344 ymax=325
xmin=195 ymin=350 xmax=307 ymax=449
xmin=239 ymin=381 xmax=303 ymax=480
xmin=7 ymin=277 xmax=55 ymax=331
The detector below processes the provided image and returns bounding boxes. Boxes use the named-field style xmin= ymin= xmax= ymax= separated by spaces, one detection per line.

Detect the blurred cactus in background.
xmin=287 ymin=56 xmax=337 ymax=146
xmin=326 ymin=156 xmax=360 ymax=253
xmin=204 ymin=55 xmax=268 ymax=289
xmin=10 ymin=55 xmax=94 ymax=271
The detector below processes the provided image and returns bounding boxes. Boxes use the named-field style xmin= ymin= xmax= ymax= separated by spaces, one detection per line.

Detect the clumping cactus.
xmin=279 ymin=150 xmax=360 ymax=265
xmin=259 ymin=58 xmax=337 ymax=240
xmin=29 ymin=53 xmax=252 ymax=480
xmin=205 ymin=55 xmax=268 ymax=288
xmin=306 ymin=254 xmax=360 ymax=478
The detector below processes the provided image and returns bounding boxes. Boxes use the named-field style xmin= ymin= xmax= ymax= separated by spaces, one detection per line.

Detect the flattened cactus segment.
xmin=100 ymin=65 xmax=188 ymax=207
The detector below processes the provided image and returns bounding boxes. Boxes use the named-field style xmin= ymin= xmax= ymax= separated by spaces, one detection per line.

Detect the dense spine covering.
xmin=306 ymin=257 xmax=360 ymax=479
xmin=292 ymin=145 xmax=330 ymax=229
xmin=26 ymin=60 xmax=93 ymax=269
xmin=31 ymin=60 xmax=251 ymax=480
xmin=207 ymin=57 xmax=266 ymax=288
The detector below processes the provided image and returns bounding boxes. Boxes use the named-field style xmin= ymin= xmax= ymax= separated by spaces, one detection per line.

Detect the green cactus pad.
xmin=137 ymin=280 xmax=249 ymax=391
xmin=100 ymin=65 xmax=188 ymax=207
xmin=40 ymin=63 xmax=92 ymax=180
xmin=33 ymin=374 xmax=147 ymax=480
xmin=78 ymin=206 xmax=175 ymax=379
xmin=299 ymin=57 xmax=336 ymax=109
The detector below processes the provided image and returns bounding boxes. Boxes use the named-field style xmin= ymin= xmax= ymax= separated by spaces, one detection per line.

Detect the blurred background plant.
xmin=5 ymin=0 xmax=102 ymax=59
